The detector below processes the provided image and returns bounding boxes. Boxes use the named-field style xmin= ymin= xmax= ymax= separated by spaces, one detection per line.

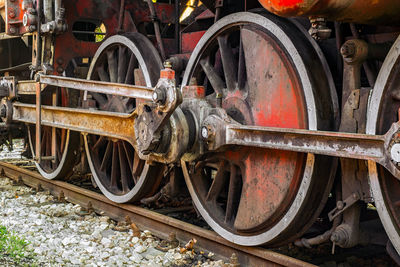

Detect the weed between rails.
xmin=0 ymin=225 xmax=36 ymax=266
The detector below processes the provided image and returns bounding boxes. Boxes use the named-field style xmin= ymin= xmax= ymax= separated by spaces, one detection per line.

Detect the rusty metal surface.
xmin=12 ymin=102 xmax=137 ymax=145
xmin=53 ymin=0 xmax=175 ymax=75
xmin=180 ymin=12 xmax=337 ymax=247
xmin=258 ymin=0 xmax=400 ymax=25
xmin=222 ymin=122 xmax=400 ymax=179
xmin=0 ymin=162 xmax=314 ymax=267
xmin=366 ymin=34 xmax=400 ymax=255
xmin=39 ymin=75 xmax=154 ymax=101
xmin=82 ymin=31 xmax=165 ymax=204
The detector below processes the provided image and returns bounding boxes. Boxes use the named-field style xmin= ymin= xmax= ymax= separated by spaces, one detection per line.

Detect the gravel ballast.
xmin=0 ymin=177 xmax=229 ymax=266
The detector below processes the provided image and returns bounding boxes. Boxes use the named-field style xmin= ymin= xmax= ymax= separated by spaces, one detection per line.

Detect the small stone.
xmin=101 ymin=237 xmax=111 ymax=247
xmin=134 ymin=244 xmax=147 ymax=253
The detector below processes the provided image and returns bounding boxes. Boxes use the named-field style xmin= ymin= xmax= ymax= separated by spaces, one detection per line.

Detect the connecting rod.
xmin=201 ymin=115 xmax=400 ymax=179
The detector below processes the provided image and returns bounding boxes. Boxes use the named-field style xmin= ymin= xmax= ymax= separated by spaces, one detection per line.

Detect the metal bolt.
xmin=28 ymin=8 xmax=36 ymax=15
xmin=336 ymin=201 xmax=344 ymax=210
xmin=331 ymin=232 xmax=340 ymax=243
xmin=163 ymin=61 xmax=172 ymax=69
xmin=230 ymin=253 xmax=240 ymax=267
xmin=8 ymin=27 xmax=16 ymax=34
xmin=28 ymin=25 xmax=36 ymax=32
xmin=152 ymin=88 xmax=166 ymax=104
xmin=391 ymin=143 xmax=400 ymax=163
xmin=341 ymin=42 xmax=356 ymax=58
xmin=201 ymin=126 xmax=209 ymax=139
xmin=189 ymin=77 xmax=198 ymax=86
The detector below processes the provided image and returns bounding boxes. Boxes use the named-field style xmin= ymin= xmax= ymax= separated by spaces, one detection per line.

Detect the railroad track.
xmin=0 ymin=161 xmax=313 ymax=267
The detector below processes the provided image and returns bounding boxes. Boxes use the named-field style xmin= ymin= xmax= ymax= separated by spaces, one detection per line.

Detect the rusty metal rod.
xmin=12 ymin=103 xmax=137 ymax=145
xmin=35 ymin=82 xmax=41 ymax=163
xmin=146 ymin=0 xmax=166 ymax=61
xmin=39 ymin=75 xmax=153 ymax=100
xmin=223 ymin=123 xmax=400 ymax=179
xmin=226 ymin=124 xmax=386 ymax=162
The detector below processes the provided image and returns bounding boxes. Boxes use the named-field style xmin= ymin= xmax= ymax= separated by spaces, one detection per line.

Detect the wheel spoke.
xmin=97 ymin=66 xmax=110 ymax=82
xmin=110 ymin=142 xmax=119 ymax=188
xmin=91 ymin=93 xmax=107 ymax=108
xmin=125 ymin=53 xmax=138 ymax=84
xmin=92 ymin=136 xmax=106 ymax=151
xmin=225 ymin=164 xmax=242 ymax=223
xmin=217 ymin=34 xmax=237 ymax=91
xmin=206 ymin=161 xmax=228 ymax=202
xmin=238 ymin=28 xmax=247 ymax=90
xmin=122 ymin=141 xmax=133 ymax=172
xmin=132 ymin=151 xmax=144 ymax=183
xmin=118 ymin=46 xmax=128 ymax=83
xmin=200 ymin=57 xmax=225 ymax=94
xmin=107 ymin=49 xmax=118 ymax=83
xmin=100 ymin=141 xmax=112 ymax=172
xmin=118 ymin=142 xmax=130 ymax=193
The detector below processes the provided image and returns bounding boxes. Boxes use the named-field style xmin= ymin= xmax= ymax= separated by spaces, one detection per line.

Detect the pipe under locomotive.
xmin=0 ymin=0 xmax=399 ymax=261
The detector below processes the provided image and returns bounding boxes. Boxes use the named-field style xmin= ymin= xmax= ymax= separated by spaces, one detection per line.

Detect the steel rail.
xmin=0 ymin=162 xmax=314 ymax=267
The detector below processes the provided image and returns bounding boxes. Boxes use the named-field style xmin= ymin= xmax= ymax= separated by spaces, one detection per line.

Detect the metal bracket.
xmin=328 ymin=192 xmax=361 ymax=221
xmin=134 ymin=67 xmax=182 ymax=156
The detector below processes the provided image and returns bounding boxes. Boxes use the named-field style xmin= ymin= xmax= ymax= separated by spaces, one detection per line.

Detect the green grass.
xmin=0 ymin=224 xmax=36 ymax=266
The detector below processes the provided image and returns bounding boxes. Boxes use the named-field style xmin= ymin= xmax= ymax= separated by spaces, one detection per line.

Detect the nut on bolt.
xmin=201 ymin=125 xmax=215 ymax=141
xmin=152 ymin=88 xmax=166 ymax=105
xmin=340 ymin=42 xmax=356 ymax=58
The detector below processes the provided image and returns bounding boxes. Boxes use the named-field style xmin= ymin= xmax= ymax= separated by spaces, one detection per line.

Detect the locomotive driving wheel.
xmin=28 ymin=89 xmax=79 ymax=179
xmin=181 ymin=12 xmax=338 ymax=246
xmin=84 ymin=34 xmax=165 ymax=203
xmin=366 ymin=36 xmax=400 ymax=255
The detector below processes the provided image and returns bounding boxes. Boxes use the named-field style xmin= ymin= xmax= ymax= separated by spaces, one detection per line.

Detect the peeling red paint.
xmin=271 ymin=0 xmax=303 ymax=8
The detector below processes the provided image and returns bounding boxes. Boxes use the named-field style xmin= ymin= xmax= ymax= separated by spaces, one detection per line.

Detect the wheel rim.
xmin=366 ymin=35 xmax=400 ymax=254
xmin=28 ymin=89 xmax=79 ymax=179
xmin=181 ymin=12 xmax=337 ymax=246
xmin=84 ymin=34 xmax=165 ymax=203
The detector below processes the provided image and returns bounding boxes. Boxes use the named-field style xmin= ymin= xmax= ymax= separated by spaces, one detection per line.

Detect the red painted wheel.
xmin=181 ymin=12 xmax=338 ymax=246
xmin=367 ymin=35 xmax=400 ymax=255
xmin=84 ymin=34 xmax=165 ymax=203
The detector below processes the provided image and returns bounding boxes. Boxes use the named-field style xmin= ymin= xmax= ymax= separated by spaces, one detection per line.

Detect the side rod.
xmin=39 ymin=75 xmax=154 ymax=100
xmin=13 ymin=103 xmax=137 ymax=146
xmin=221 ymin=123 xmax=400 ymax=179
